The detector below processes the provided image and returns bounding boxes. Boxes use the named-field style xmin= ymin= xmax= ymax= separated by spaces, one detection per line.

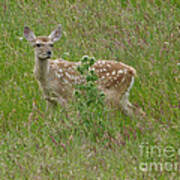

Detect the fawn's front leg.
xmin=45 ymin=96 xmax=67 ymax=119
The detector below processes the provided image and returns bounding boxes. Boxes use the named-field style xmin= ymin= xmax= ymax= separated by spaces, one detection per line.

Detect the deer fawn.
xmin=24 ymin=24 xmax=145 ymax=119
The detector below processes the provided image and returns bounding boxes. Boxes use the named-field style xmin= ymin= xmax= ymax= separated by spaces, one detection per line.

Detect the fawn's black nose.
xmin=47 ymin=51 xmax=52 ymax=56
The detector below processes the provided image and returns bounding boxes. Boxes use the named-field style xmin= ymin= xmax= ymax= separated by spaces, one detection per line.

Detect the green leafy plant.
xmin=72 ymin=55 xmax=110 ymax=140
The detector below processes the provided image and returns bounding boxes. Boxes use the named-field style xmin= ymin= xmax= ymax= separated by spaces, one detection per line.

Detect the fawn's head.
xmin=24 ymin=25 xmax=62 ymax=60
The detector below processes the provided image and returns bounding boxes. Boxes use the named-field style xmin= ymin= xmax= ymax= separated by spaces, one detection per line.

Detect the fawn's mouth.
xmin=39 ymin=56 xmax=51 ymax=60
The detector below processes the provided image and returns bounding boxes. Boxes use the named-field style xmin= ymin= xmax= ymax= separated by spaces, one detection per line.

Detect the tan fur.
xmin=24 ymin=25 xmax=145 ymax=119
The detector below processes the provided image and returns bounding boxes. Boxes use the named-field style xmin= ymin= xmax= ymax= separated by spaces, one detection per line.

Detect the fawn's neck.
xmin=34 ymin=56 xmax=49 ymax=83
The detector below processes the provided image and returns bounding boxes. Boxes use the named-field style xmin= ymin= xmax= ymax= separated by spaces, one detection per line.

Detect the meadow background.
xmin=0 ymin=0 xmax=180 ymax=179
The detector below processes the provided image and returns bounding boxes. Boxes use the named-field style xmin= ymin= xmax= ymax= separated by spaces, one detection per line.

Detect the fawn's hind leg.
xmin=119 ymin=93 xmax=146 ymax=119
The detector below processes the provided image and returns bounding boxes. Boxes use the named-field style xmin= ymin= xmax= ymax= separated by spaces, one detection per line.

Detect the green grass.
xmin=0 ymin=0 xmax=180 ymax=179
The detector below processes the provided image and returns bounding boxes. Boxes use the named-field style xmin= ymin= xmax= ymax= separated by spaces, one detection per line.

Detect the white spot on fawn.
xmin=112 ymin=71 xmax=116 ymax=75
xmin=63 ymin=79 xmax=69 ymax=84
xmin=65 ymin=72 xmax=72 ymax=79
xmin=106 ymin=72 xmax=110 ymax=76
xmin=121 ymin=77 xmax=125 ymax=83
xmin=113 ymin=76 xmax=117 ymax=80
xmin=56 ymin=73 xmax=63 ymax=78
xmin=59 ymin=69 xmax=63 ymax=73
xmin=118 ymin=70 xmax=123 ymax=74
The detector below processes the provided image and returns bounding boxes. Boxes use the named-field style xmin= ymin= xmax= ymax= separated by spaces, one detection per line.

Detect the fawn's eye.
xmin=49 ymin=44 xmax=54 ymax=47
xmin=36 ymin=43 xmax=41 ymax=47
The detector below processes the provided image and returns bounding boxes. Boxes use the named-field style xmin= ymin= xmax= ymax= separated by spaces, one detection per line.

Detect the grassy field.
xmin=0 ymin=0 xmax=180 ymax=179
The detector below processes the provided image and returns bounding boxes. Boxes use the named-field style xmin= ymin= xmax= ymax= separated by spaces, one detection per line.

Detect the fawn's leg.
xmin=119 ymin=93 xmax=134 ymax=117
xmin=119 ymin=93 xmax=146 ymax=119
xmin=45 ymin=96 xmax=68 ymax=119
xmin=45 ymin=98 xmax=57 ymax=119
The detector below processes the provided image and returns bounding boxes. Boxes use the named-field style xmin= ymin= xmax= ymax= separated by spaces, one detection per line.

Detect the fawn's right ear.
xmin=24 ymin=26 xmax=36 ymax=42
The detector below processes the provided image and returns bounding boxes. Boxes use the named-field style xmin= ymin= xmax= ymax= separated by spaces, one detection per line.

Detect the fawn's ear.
xmin=24 ymin=26 xmax=36 ymax=42
xmin=48 ymin=24 xmax=62 ymax=42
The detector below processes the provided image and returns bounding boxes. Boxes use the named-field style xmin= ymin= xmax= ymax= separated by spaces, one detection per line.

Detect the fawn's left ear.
xmin=24 ymin=26 xmax=36 ymax=42
xmin=48 ymin=24 xmax=62 ymax=42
